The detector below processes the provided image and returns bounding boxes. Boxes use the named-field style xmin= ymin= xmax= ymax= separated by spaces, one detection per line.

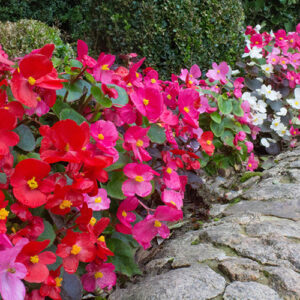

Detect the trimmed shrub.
xmin=242 ymin=0 xmax=299 ymax=32
xmin=0 ymin=19 xmax=74 ymax=59
xmin=90 ymin=0 xmax=245 ymax=77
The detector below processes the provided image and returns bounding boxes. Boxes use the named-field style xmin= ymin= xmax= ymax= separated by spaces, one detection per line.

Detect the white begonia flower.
xmin=261 ymin=64 xmax=274 ymax=76
xmin=242 ymin=47 xmax=263 ymax=59
xmin=287 ymin=98 xmax=300 ymax=109
xmin=276 ymin=107 xmax=287 ymax=116
xmin=255 ymin=24 xmax=262 ymax=32
xmin=247 ymin=61 xmax=256 ymax=66
xmin=253 ymin=100 xmax=267 ymax=113
xmin=231 ymin=70 xmax=240 ymax=75
xmin=258 ymin=84 xmax=279 ymax=101
xmin=270 ymin=118 xmax=285 ymax=131
xmin=256 ymin=77 xmax=264 ymax=82
xmin=287 ymin=88 xmax=300 ymax=109
xmin=242 ymin=92 xmax=257 ymax=106
xmin=277 ymin=126 xmax=291 ymax=137
xmin=261 ymin=138 xmax=270 ymax=147
xmin=251 ymin=113 xmax=266 ymax=125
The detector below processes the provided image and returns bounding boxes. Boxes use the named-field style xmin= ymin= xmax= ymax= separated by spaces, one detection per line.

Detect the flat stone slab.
xmin=223 ymin=281 xmax=281 ymax=300
xmin=109 ymin=265 xmax=226 ymax=300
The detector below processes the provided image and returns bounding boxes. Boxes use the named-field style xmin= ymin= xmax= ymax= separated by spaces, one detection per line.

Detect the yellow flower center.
xmin=136 ymin=72 xmax=139 ymax=78
xmin=281 ymin=60 xmax=286 ymax=64
xmin=167 ymin=94 xmax=172 ymax=100
xmin=188 ymin=80 xmax=193 ymax=85
xmin=0 ymin=208 xmax=9 ymax=220
xmin=82 ymin=146 xmax=87 ymax=151
xmin=98 ymin=133 xmax=104 ymax=140
xmin=272 ymin=58 xmax=276 ymax=62
xmin=55 ymin=277 xmax=63 ymax=287
xmin=170 ymin=201 xmax=176 ymax=206
xmin=30 ymin=255 xmax=39 ymax=264
xmin=59 ymin=200 xmax=72 ymax=210
xmin=274 ymin=122 xmax=279 ymax=127
xmin=136 ymin=139 xmax=144 ymax=147
xmin=127 ymin=82 xmax=132 ymax=87
xmin=27 ymin=177 xmax=38 ymax=190
xmin=36 ymin=96 xmax=42 ymax=102
xmin=3 ymin=106 xmax=9 ymax=110
xmin=265 ymin=67 xmax=270 ymax=71
xmin=65 ymin=143 xmax=70 ymax=152
xmin=295 ymin=101 xmax=299 ymax=106
xmin=101 ymin=64 xmax=109 ymax=71
xmin=135 ymin=175 xmax=144 ymax=182
xmin=206 ymin=140 xmax=212 ymax=145
xmin=122 ymin=210 xmax=127 ymax=217
xmin=255 ymin=41 xmax=259 ymax=45
xmin=217 ymin=70 xmax=221 ymax=73
xmin=94 ymin=272 xmax=103 ymax=279
xmin=154 ymin=220 xmax=162 ymax=227
xmin=248 ymin=163 xmax=252 ymax=168
xmin=151 ymin=78 xmax=156 ymax=84
xmin=166 ymin=167 xmax=172 ymax=174
xmin=28 ymin=76 xmax=36 ymax=85
xmin=98 ymin=235 xmax=105 ymax=242
xmin=290 ymin=39 xmax=294 ymax=43
xmin=279 ymin=37 xmax=283 ymax=40
xmin=184 ymin=106 xmax=190 ymax=113
xmin=95 ymin=197 xmax=102 ymax=203
xmin=143 ymin=98 xmax=149 ymax=106
xmin=7 ymin=268 xmax=16 ymax=273
xmin=71 ymin=244 xmax=81 ymax=255
xmin=89 ymin=217 xmax=97 ymax=226
xmin=267 ymin=90 xmax=271 ymax=94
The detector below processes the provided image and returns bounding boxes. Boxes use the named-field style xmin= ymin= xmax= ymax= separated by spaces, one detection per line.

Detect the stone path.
xmin=110 ymin=147 xmax=300 ymax=300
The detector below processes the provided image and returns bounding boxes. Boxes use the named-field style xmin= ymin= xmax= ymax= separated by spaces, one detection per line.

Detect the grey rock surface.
xmin=109 ymin=265 xmax=226 ymax=300
xmin=223 ymin=281 xmax=281 ymax=300
xmin=109 ymin=146 xmax=300 ymax=300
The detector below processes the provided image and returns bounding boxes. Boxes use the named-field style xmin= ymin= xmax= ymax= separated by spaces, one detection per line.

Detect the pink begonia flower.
xmin=178 ymin=88 xmax=200 ymax=128
xmin=116 ymin=196 xmax=139 ymax=234
xmin=144 ymin=70 xmax=161 ymax=89
xmin=90 ymin=120 xmax=118 ymax=149
xmin=161 ymin=189 xmax=183 ymax=209
xmin=93 ymin=53 xmax=115 ymax=83
xmin=0 ymin=238 xmax=28 ymax=300
xmin=0 ymin=234 xmax=12 ymax=251
xmin=126 ymin=57 xmax=146 ymax=88
xmin=233 ymin=77 xmax=244 ymax=99
xmin=77 ymin=40 xmax=97 ymax=71
xmin=245 ymin=141 xmax=254 ymax=153
xmin=290 ymin=126 xmax=300 ymax=136
xmin=288 ymin=53 xmax=300 ymax=70
xmin=206 ymin=62 xmax=229 ymax=83
xmin=233 ymin=131 xmax=246 ymax=149
xmin=286 ymin=71 xmax=297 ymax=88
xmin=81 ymin=262 xmax=116 ymax=292
xmin=132 ymin=206 xmax=183 ymax=249
xmin=179 ymin=64 xmax=201 ymax=86
xmin=123 ymin=126 xmax=151 ymax=162
xmin=279 ymin=56 xmax=288 ymax=69
xmin=84 ymin=188 xmax=110 ymax=211
xmin=246 ymin=153 xmax=259 ymax=171
xmin=122 ymin=163 xmax=157 ymax=197
xmin=160 ymin=107 xmax=179 ymax=126
xmin=250 ymin=34 xmax=263 ymax=48
xmin=130 ymin=86 xmax=163 ymax=122
xmin=163 ymin=165 xmax=181 ymax=190
xmin=296 ymin=23 xmax=300 ymax=33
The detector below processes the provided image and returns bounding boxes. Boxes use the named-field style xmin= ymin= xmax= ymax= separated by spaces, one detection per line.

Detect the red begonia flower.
xmin=199 ymin=131 xmax=215 ymax=156
xmin=10 ymin=159 xmax=52 ymax=208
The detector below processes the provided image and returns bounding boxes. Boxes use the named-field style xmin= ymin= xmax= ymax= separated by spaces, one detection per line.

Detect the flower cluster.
xmin=240 ymin=23 xmax=300 ymax=151
xmin=0 ymin=33 xmax=265 ymax=299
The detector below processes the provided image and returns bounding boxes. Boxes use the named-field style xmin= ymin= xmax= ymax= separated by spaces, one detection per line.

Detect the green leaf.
xmin=52 ymin=98 xmax=70 ymax=117
xmin=147 ymin=124 xmax=166 ymax=144
xmin=107 ymin=84 xmax=129 ymax=107
xmin=37 ymin=220 xmax=56 ymax=247
xmin=70 ymin=59 xmax=83 ymax=68
xmin=107 ymin=238 xmax=141 ymax=277
xmin=60 ymin=108 xmax=87 ymax=125
xmin=241 ymin=124 xmax=251 ymax=134
xmin=105 ymin=172 xmax=126 ymax=200
xmin=14 ymin=124 xmax=36 ymax=152
xmin=210 ymin=120 xmax=224 ymax=137
xmin=232 ymin=100 xmax=244 ymax=117
xmin=210 ymin=111 xmax=222 ymax=124
xmin=221 ymin=130 xmax=234 ymax=147
xmin=0 ymin=173 xmax=7 ymax=184
xmin=91 ymin=85 xmax=112 ymax=108
xmin=105 ymin=153 xmax=130 ymax=172
xmin=218 ymin=96 xmax=232 ymax=114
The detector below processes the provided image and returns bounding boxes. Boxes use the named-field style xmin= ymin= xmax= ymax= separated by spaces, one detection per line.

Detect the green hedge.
xmin=0 ymin=19 xmax=74 ymax=59
xmin=0 ymin=0 xmax=244 ymax=77
xmin=242 ymin=0 xmax=299 ymax=32
xmin=90 ymin=0 xmax=245 ymax=77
